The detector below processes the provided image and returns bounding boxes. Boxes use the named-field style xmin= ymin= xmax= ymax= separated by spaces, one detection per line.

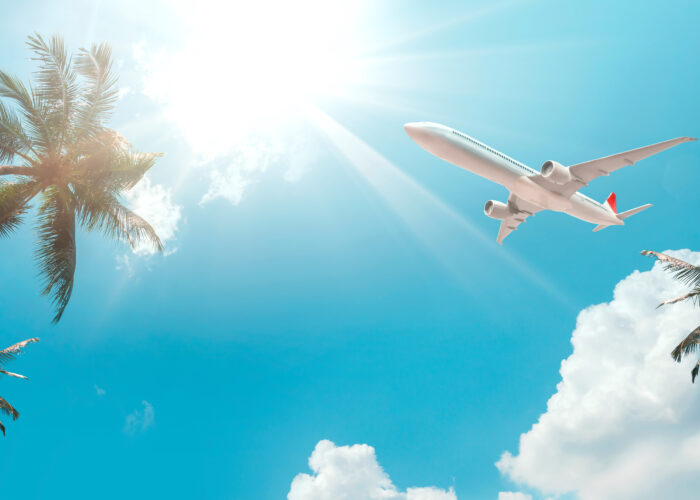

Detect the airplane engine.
xmin=540 ymin=160 xmax=572 ymax=184
xmin=484 ymin=200 xmax=512 ymax=220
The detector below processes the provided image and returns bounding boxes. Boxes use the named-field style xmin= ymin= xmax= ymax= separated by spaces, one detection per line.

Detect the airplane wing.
xmin=536 ymin=137 xmax=697 ymax=197
xmin=497 ymin=193 xmax=543 ymax=244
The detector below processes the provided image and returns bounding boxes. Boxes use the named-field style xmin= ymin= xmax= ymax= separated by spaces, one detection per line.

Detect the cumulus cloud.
xmin=497 ymin=493 xmax=532 ymax=500
xmin=124 ymin=400 xmax=155 ymax=435
xmin=497 ymin=250 xmax=700 ymax=500
xmin=288 ymin=440 xmax=456 ymax=500
xmin=122 ymin=176 xmax=182 ymax=255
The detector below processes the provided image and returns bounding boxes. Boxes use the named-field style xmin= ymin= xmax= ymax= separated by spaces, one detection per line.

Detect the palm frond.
xmin=0 ymin=70 xmax=51 ymax=154
xmin=26 ymin=33 xmax=79 ymax=154
xmin=693 ymin=362 xmax=699 ymax=384
xmin=73 ymin=188 xmax=163 ymax=252
xmin=72 ymin=42 xmax=118 ymax=143
xmin=671 ymin=325 xmax=700 ymax=363
xmin=35 ymin=187 xmax=76 ymax=323
xmin=0 ymin=369 xmax=28 ymax=380
xmin=73 ymin=145 xmax=161 ymax=192
xmin=68 ymin=128 xmax=128 ymax=177
xmin=106 ymin=151 xmax=162 ymax=191
xmin=0 ymin=396 xmax=19 ymax=421
xmin=0 ymin=101 xmax=36 ymax=162
xmin=0 ymin=35 xmax=164 ymax=324
xmin=0 ymin=180 xmax=41 ymax=238
xmin=0 ymin=420 xmax=5 ymax=436
xmin=657 ymin=289 xmax=700 ymax=308
xmin=0 ymin=337 xmax=39 ymax=364
xmin=642 ymin=250 xmax=700 ymax=288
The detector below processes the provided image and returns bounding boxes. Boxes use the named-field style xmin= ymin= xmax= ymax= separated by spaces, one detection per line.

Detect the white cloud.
xmin=197 ymin=134 xmax=323 ymax=205
xmin=94 ymin=384 xmax=106 ymax=397
xmin=117 ymin=86 xmax=131 ymax=100
xmin=497 ymin=250 xmax=700 ymax=500
xmin=288 ymin=440 xmax=457 ymax=500
xmin=124 ymin=400 xmax=155 ymax=435
xmin=115 ymin=253 xmax=134 ymax=277
xmin=122 ymin=176 xmax=182 ymax=255
xmin=132 ymin=38 xmax=326 ymax=206
xmin=199 ymin=139 xmax=281 ymax=205
xmin=497 ymin=493 xmax=532 ymax=500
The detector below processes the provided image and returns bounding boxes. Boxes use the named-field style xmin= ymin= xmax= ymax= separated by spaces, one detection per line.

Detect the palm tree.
xmin=0 ymin=34 xmax=163 ymax=322
xmin=0 ymin=338 xmax=39 ymax=436
xmin=642 ymin=250 xmax=700 ymax=382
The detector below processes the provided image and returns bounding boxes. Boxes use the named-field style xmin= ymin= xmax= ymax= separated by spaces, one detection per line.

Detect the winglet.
xmin=604 ymin=192 xmax=617 ymax=214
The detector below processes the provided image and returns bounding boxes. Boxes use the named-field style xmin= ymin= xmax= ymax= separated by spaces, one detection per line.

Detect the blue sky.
xmin=0 ymin=1 xmax=699 ymax=499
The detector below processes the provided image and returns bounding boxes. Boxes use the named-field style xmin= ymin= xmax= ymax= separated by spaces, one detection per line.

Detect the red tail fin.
xmin=605 ymin=192 xmax=617 ymax=214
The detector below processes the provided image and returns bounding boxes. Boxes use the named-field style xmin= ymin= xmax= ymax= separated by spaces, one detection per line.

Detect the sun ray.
xmin=361 ymin=0 xmax=530 ymax=57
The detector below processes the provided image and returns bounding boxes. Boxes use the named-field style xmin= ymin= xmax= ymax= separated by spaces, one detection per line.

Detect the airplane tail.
xmin=593 ymin=193 xmax=652 ymax=232
xmin=603 ymin=192 xmax=617 ymax=214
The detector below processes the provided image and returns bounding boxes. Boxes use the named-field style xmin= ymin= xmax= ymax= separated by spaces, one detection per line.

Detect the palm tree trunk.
xmin=0 ymin=165 xmax=34 ymax=176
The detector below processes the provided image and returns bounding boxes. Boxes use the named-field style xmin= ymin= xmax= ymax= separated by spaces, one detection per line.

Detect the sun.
xmin=141 ymin=0 xmax=366 ymax=152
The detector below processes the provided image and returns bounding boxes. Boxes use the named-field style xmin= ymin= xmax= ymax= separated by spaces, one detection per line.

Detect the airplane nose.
xmin=404 ymin=122 xmax=420 ymax=133
xmin=404 ymin=122 xmax=427 ymax=142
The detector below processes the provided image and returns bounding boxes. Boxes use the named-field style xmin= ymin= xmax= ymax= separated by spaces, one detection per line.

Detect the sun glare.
xmin=142 ymin=0 xmax=365 ymax=151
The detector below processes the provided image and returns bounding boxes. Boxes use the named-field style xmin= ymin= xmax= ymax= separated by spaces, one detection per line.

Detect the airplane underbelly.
xmin=567 ymin=196 xmax=620 ymax=225
xmin=511 ymin=176 xmax=572 ymax=211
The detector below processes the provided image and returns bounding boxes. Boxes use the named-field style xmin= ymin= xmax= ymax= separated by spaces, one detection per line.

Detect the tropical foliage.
xmin=0 ymin=34 xmax=162 ymax=322
xmin=0 ymin=338 xmax=39 ymax=436
xmin=642 ymin=250 xmax=700 ymax=382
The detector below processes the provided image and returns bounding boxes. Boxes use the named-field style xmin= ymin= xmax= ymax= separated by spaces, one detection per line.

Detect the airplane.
xmin=404 ymin=122 xmax=696 ymax=244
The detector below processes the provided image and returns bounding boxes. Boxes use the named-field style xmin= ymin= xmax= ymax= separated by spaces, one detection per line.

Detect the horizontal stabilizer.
xmin=592 ymin=224 xmax=608 ymax=232
xmin=618 ymin=204 xmax=652 ymax=220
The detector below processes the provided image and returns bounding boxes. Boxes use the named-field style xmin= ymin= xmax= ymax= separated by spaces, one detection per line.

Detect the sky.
xmin=0 ymin=1 xmax=699 ymax=499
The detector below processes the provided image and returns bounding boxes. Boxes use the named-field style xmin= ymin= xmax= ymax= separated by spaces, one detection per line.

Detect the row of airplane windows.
xmin=451 ymin=130 xmax=534 ymax=173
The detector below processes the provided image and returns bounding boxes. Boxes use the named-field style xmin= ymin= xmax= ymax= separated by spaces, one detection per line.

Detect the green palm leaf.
xmin=73 ymin=187 xmax=163 ymax=252
xmin=72 ymin=42 xmax=118 ymax=143
xmin=0 ymin=396 xmax=19 ymax=421
xmin=35 ymin=187 xmax=77 ymax=323
xmin=106 ymin=151 xmax=162 ymax=191
xmin=0 ymin=180 xmax=40 ymax=237
xmin=69 ymin=130 xmax=160 ymax=191
xmin=77 ymin=149 xmax=162 ymax=192
xmin=642 ymin=250 xmax=700 ymax=289
xmin=0 ymin=101 xmax=36 ymax=162
xmin=671 ymin=326 xmax=700 ymax=363
xmin=0 ymin=69 xmax=51 ymax=154
xmin=0 ymin=34 xmax=163 ymax=323
xmin=0 ymin=337 xmax=38 ymax=436
xmin=644 ymin=250 xmax=700 ymax=383
xmin=26 ymin=33 xmax=79 ymax=154
xmin=0 ymin=338 xmax=39 ymax=365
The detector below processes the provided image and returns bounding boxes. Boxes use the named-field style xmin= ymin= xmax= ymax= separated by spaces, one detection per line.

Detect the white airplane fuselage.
xmin=404 ymin=122 xmax=622 ymax=227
